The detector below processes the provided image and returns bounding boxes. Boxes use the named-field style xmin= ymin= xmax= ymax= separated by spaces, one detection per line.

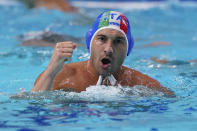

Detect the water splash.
xmin=11 ymin=85 xmax=164 ymax=103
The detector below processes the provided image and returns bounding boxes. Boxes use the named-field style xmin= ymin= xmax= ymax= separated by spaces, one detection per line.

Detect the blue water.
xmin=0 ymin=1 xmax=197 ymax=131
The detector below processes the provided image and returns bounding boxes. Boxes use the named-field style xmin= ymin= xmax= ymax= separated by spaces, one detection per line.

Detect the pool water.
xmin=0 ymin=1 xmax=197 ymax=131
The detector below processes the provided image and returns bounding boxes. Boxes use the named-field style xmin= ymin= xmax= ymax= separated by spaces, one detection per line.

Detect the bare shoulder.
xmin=121 ymin=66 xmax=175 ymax=97
xmin=52 ymin=61 xmax=88 ymax=91
xmin=121 ymin=66 xmax=150 ymax=81
xmin=54 ymin=61 xmax=87 ymax=81
xmin=121 ymin=65 xmax=159 ymax=83
xmin=121 ymin=66 xmax=141 ymax=75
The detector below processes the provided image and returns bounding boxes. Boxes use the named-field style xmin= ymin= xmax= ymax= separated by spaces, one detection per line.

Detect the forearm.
xmin=31 ymin=75 xmax=52 ymax=92
xmin=31 ymin=63 xmax=62 ymax=92
xmin=31 ymin=69 xmax=57 ymax=92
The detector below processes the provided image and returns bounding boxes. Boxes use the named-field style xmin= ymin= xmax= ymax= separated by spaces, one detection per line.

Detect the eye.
xmin=114 ymin=38 xmax=125 ymax=45
xmin=116 ymin=39 xmax=122 ymax=43
xmin=98 ymin=35 xmax=107 ymax=42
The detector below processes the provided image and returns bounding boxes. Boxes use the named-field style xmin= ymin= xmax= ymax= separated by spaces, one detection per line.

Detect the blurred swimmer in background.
xmin=17 ymin=0 xmax=93 ymax=48
xmin=17 ymin=0 xmax=77 ymax=12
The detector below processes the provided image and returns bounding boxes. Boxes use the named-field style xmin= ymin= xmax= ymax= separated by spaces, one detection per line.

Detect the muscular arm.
xmin=143 ymin=75 xmax=174 ymax=96
xmin=124 ymin=67 xmax=175 ymax=97
xmin=136 ymin=72 xmax=175 ymax=97
xmin=31 ymin=41 xmax=76 ymax=92
xmin=31 ymin=67 xmax=58 ymax=92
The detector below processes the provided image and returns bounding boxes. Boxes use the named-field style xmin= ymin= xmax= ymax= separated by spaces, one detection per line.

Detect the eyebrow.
xmin=96 ymin=34 xmax=106 ymax=37
xmin=96 ymin=34 xmax=125 ymax=39
xmin=116 ymin=36 xmax=126 ymax=40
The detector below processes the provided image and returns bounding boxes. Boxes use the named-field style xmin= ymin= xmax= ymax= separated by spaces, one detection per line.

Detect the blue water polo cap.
xmin=86 ymin=11 xmax=134 ymax=56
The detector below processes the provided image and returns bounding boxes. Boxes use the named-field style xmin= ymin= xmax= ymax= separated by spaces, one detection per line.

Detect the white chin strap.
xmin=96 ymin=75 xmax=117 ymax=86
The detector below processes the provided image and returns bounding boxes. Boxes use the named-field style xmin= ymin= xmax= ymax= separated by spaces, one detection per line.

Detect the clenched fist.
xmin=47 ymin=41 xmax=77 ymax=77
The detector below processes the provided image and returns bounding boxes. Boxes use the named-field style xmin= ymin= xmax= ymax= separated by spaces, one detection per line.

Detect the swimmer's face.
xmin=90 ymin=28 xmax=127 ymax=76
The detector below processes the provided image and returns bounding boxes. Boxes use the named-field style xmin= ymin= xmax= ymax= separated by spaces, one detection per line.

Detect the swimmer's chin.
xmin=97 ymin=69 xmax=112 ymax=77
xmin=97 ymin=66 xmax=113 ymax=77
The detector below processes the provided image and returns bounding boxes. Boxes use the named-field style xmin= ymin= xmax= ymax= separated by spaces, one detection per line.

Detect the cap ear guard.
xmin=86 ymin=28 xmax=93 ymax=50
xmin=127 ymin=34 xmax=134 ymax=56
xmin=126 ymin=19 xmax=134 ymax=56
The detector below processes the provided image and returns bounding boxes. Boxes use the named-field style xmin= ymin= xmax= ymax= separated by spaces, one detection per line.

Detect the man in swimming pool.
xmin=31 ymin=11 xmax=174 ymax=97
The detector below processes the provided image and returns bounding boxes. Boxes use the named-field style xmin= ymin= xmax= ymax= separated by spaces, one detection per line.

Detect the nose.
xmin=104 ymin=39 xmax=113 ymax=55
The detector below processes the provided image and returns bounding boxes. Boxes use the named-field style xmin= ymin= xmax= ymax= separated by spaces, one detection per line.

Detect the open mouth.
xmin=101 ymin=58 xmax=111 ymax=65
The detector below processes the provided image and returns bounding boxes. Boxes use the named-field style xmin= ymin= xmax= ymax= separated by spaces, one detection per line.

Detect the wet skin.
xmin=90 ymin=28 xmax=127 ymax=77
xmin=32 ymin=28 xmax=175 ymax=97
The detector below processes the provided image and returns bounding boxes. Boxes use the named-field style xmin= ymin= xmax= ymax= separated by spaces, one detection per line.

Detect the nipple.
xmin=96 ymin=75 xmax=117 ymax=86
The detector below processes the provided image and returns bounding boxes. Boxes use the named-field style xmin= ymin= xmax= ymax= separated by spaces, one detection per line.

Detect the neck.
xmin=86 ymin=60 xmax=99 ymax=77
